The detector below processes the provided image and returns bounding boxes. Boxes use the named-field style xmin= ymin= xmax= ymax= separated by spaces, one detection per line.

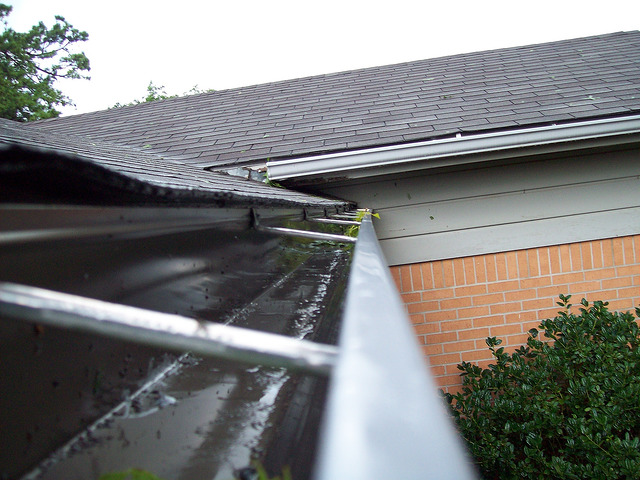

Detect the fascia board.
xmin=268 ymin=115 xmax=640 ymax=181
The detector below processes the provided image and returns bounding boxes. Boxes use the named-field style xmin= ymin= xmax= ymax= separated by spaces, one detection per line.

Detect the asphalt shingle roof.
xmin=26 ymin=31 xmax=640 ymax=169
xmin=0 ymin=118 xmax=346 ymax=207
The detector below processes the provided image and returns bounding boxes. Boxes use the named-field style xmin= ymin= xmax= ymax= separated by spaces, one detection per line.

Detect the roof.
xmin=26 ymin=31 xmax=640 ymax=170
xmin=0 ymin=118 xmax=346 ymax=208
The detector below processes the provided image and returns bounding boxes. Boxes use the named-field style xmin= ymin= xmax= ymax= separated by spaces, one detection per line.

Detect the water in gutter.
xmin=0 ymin=205 xmax=353 ymax=480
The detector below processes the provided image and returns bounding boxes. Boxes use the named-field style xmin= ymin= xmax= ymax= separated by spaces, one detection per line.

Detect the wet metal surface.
xmin=0 ymin=283 xmax=339 ymax=376
xmin=0 ymin=205 xmax=352 ymax=479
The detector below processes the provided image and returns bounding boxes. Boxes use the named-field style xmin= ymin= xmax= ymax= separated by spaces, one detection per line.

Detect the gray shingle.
xmin=26 ymin=31 xmax=640 ymax=169
xmin=0 ymin=119 xmax=346 ymax=208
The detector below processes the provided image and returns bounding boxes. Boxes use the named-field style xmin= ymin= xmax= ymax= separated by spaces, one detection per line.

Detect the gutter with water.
xmin=1 ymin=125 xmax=476 ymax=479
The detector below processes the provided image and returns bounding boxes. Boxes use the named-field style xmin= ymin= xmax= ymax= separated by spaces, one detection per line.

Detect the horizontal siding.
xmin=322 ymin=147 xmax=640 ymax=265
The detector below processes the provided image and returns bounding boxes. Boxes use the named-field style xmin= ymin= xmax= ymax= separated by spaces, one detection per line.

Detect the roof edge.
xmin=268 ymin=114 xmax=640 ymax=182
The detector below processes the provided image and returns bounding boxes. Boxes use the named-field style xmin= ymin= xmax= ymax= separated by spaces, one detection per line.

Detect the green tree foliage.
xmin=0 ymin=4 xmax=90 ymax=121
xmin=112 ymin=82 xmax=214 ymax=108
xmin=444 ymin=295 xmax=640 ymax=479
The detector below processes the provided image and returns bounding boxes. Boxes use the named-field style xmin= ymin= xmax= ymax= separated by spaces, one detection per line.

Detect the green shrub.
xmin=443 ymin=295 xmax=640 ymax=479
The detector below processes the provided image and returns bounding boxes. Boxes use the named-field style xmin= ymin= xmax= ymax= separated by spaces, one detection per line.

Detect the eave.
xmin=267 ymin=114 xmax=640 ymax=184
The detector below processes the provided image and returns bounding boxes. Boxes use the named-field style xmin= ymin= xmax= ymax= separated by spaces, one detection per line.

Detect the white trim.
xmin=268 ymin=115 xmax=640 ymax=181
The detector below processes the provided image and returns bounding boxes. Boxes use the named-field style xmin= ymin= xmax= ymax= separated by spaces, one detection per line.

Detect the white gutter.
xmin=268 ymin=114 xmax=640 ymax=182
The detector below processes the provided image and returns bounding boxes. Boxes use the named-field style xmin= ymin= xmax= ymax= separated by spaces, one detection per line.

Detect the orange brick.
xmin=422 ymin=287 xmax=455 ymax=301
xmin=522 ymin=297 xmax=556 ymax=310
xmin=506 ymin=333 xmax=531 ymax=346
xmin=422 ymin=344 xmax=443 ymax=356
xmin=454 ymin=284 xmax=487 ymax=297
xmin=538 ymin=307 xmax=562 ymax=319
xmin=607 ymin=298 xmax=638 ymax=312
xmin=584 ymin=267 xmax=617 ymax=281
xmin=463 ymin=257 xmax=476 ymax=285
xmin=495 ymin=253 xmax=508 ymax=280
xmin=441 ymin=319 xmax=473 ymax=332
xmin=426 ymin=310 xmax=458 ymax=322
xmin=528 ymin=249 xmax=540 ymax=277
xmin=390 ymin=266 xmax=401 ymax=290
xmin=569 ymin=280 xmax=603 ymax=294
xmin=570 ymin=243 xmax=582 ymax=271
xmin=445 ymin=363 xmax=464 ymax=375
xmin=613 ymin=237 xmax=625 ymax=266
xmin=538 ymin=247 xmax=551 ymax=276
xmin=440 ymin=297 xmax=472 ymax=310
xmin=559 ymin=245 xmax=572 ymax=272
xmin=414 ymin=322 xmax=441 ymax=335
xmin=428 ymin=353 xmax=462 ymax=365
xmin=602 ymin=239 xmax=615 ymax=267
xmin=425 ymin=331 xmax=458 ymax=344
xmin=552 ymin=272 xmax=585 ymax=285
xmin=452 ymin=258 xmax=465 ymax=286
xmin=521 ymin=276 xmax=553 ymax=289
xmin=407 ymin=301 xmax=440 ymax=314
xmin=428 ymin=363 xmax=445 ymax=376
xmin=410 ymin=264 xmax=423 ymax=291
xmin=600 ymin=277 xmax=633 ymax=291
xmin=581 ymin=242 xmax=593 ymax=270
xmin=506 ymin=251 xmax=518 ymax=279
xmin=457 ymin=327 xmax=490 ymax=340
xmin=490 ymin=302 xmax=522 ymax=314
xmin=399 ymin=265 xmax=412 ymax=292
xmin=458 ymin=305 xmax=491 ymax=318
xmin=473 ymin=292 xmax=504 ymax=305
xmin=421 ymin=262 xmax=434 ymax=289
xmin=491 ymin=324 xmax=523 ymax=337
xmin=464 ymin=349 xmax=494 ymax=362
xmin=619 ymin=286 xmax=640 ymax=299
xmin=442 ymin=259 xmax=455 ymax=287
xmin=617 ymin=265 xmax=640 ymax=277
xmin=443 ymin=340 xmax=476 ymax=353
xmin=623 ymin=236 xmax=635 ymax=264
xmin=517 ymin=250 xmax=529 ymax=277
xmin=537 ymin=284 xmax=567 ymax=298
xmin=634 ymin=235 xmax=640 ymax=262
xmin=485 ymin=254 xmax=498 ymax=282
xmin=445 ymin=384 xmax=464 ymax=396
xmin=523 ymin=320 xmax=544 ymax=332
xmin=505 ymin=289 xmax=537 ymax=302
xmin=475 ymin=257 xmax=487 ymax=284
xmin=505 ymin=310 xmax=539 ymax=324
xmin=549 ymin=245 xmax=562 ymax=274
xmin=473 ymin=315 xmax=506 ymax=327
xmin=488 ymin=280 xmax=520 ymax=293
xmin=592 ymin=241 xmax=604 ymax=269
xmin=437 ymin=374 xmax=465 ymax=386
xmin=409 ymin=314 xmax=425 ymax=325
xmin=401 ymin=292 xmax=421 ymax=303
xmin=432 ymin=262 xmax=444 ymax=289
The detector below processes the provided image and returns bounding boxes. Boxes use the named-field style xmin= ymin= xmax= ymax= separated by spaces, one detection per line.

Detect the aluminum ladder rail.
xmin=0 ymin=214 xmax=476 ymax=479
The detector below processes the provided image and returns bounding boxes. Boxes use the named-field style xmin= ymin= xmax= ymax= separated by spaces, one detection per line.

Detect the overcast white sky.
xmin=6 ymin=0 xmax=640 ymax=116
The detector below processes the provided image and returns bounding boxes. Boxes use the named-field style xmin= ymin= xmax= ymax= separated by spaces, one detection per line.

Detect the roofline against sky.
xmin=268 ymin=114 xmax=640 ymax=182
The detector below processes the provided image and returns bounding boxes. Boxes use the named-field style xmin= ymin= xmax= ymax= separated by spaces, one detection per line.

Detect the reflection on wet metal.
xmin=307 ymin=217 xmax=361 ymax=226
xmin=0 ymin=283 xmax=338 ymax=376
xmin=314 ymin=215 xmax=477 ymax=480
xmin=254 ymin=225 xmax=357 ymax=244
xmin=251 ymin=208 xmax=357 ymax=244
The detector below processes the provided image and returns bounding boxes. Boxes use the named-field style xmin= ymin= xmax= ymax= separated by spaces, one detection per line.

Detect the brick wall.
xmin=390 ymin=235 xmax=640 ymax=394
